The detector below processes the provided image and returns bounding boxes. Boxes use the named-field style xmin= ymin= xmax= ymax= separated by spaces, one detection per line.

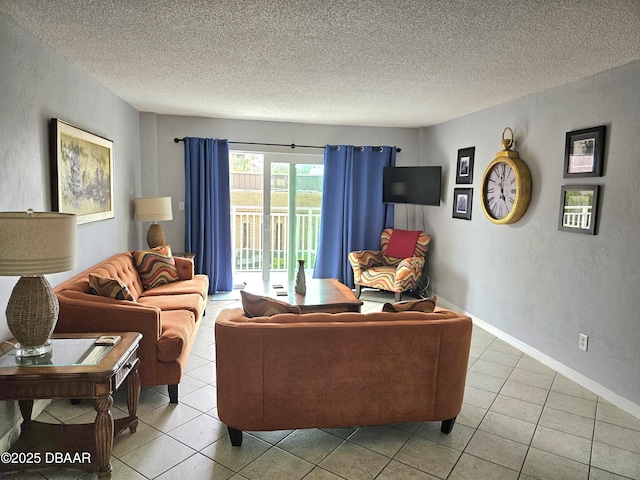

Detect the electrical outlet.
xmin=178 ymin=201 xmax=185 ymax=211
xmin=579 ymin=333 xmax=588 ymax=351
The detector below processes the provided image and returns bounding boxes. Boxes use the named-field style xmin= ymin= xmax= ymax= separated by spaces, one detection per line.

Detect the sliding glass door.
xmin=230 ymin=151 xmax=323 ymax=285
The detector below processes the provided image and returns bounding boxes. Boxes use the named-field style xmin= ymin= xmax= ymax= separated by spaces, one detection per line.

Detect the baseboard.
xmin=437 ymin=296 xmax=640 ymax=420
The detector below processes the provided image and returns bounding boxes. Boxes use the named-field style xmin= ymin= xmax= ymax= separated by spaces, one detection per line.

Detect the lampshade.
xmin=0 ymin=211 xmax=77 ymax=360
xmin=135 ymin=197 xmax=173 ymax=248
xmin=135 ymin=197 xmax=173 ymax=222
xmin=0 ymin=211 xmax=76 ymax=275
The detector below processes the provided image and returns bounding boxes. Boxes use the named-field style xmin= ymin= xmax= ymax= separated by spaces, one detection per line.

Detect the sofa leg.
xmin=228 ymin=426 xmax=243 ymax=446
xmin=395 ymin=292 xmax=402 ymax=302
xmin=168 ymin=384 xmax=178 ymax=403
xmin=354 ymin=283 xmax=362 ymax=298
xmin=441 ymin=417 xmax=456 ymax=434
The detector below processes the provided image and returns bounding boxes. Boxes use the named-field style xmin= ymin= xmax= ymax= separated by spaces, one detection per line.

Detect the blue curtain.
xmin=314 ymin=145 xmax=395 ymax=287
xmin=184 ymin=137 xmax=233 ymax=293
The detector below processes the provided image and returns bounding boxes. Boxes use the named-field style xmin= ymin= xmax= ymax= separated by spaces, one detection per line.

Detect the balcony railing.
xmin=562 ymin=205 xmax=592 ymax=229
xmin=231 ymin=206 xmax=321 ymax=272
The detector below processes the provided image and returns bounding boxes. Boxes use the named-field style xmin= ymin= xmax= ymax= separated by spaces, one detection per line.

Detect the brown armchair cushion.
xmin=382 ymin=296 xmax=437 ymax=313
xmin=88 ymin=274 xmax=136 ymax=301
xmin=240 ymin=290 xmax=302 ymax=317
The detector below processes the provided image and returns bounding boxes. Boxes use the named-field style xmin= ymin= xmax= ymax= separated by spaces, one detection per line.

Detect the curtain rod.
xmin=173 ymin=137 xmax=401 ymax=152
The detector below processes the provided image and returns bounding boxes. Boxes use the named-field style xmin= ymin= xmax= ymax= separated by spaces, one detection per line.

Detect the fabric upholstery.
xmin=349 ymin=228 xmax=431 ymax=296
xmin=385 ymin=229 xmax=422 ymax=258
xmin=215 ymin=307 xmax=472 ymax=434
xmin=240 ymin=290 xmax=302 ymax=317
xmin=133 ymin=245 xmax=180 ymax=290
xmin=382 ymin=296 xmax=437 ymax=313
xmin=54 ymin=251 xmax=208 ymax=392
xmin=88 ymin=274 xmax=135 ymax=301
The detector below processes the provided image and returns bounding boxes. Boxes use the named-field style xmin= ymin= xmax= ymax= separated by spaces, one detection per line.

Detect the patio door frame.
xmin=232 ymin=150 xmax=322 ymax=283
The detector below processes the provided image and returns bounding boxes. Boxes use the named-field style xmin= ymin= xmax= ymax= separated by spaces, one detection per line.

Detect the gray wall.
xmin=140 ymin=114 xmax=420 ymax=251
xmin=420 ymin=61 xmax=640 ymax=410
xmin=0 ymin=13 xmax=142 ymax=445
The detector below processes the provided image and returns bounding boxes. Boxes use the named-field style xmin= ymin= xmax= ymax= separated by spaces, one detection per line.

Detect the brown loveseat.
xmin=215 ymin=307 xmax=472 ymax=446
xmin=54 ymin=251 xmax=209 ymax=403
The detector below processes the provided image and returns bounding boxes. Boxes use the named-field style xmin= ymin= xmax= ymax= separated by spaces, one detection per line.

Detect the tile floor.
xmin=5 ymin=290 xmax=640 ymax=479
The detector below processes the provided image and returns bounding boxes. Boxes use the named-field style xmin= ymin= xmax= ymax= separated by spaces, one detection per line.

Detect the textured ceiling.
xmin=2 ymin=0 xmax=639 ymax=127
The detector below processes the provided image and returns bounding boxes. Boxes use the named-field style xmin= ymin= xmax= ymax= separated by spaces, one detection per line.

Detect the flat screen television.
xmin=383 ymin=166 xmax=442 ymax=206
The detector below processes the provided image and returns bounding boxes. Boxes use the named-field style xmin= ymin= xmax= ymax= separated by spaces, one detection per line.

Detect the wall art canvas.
xmin=50 ymin=119 xmax=114 ymax=225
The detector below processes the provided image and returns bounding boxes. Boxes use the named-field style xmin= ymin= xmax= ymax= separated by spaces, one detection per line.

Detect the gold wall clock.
xmin=481 ymin=127 xmax=532 ymax=224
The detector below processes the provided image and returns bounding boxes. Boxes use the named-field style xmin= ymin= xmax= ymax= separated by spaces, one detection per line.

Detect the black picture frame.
xmin=452 ymin=188 xmax=473 ymax=220
xmin=563 ymin=126 xmax=606 ymax=178
xmin=558 ymin=184 xmax=600 ymax=235
xmin=456 ymin=147 xmax=475 ymax=184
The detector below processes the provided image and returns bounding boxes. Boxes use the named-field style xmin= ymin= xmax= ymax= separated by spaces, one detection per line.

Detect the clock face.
xmin=484 ymin=162 xmax=516 ymax=220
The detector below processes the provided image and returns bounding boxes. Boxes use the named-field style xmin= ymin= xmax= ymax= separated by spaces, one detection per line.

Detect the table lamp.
xmin=135 ymin=197 xmax=173 ymax=248
xmin=0 ymin=210 xmax=76 ymax=358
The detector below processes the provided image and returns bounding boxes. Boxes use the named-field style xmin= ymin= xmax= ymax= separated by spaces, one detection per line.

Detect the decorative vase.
xmin=295 ymin=259 xmax=306 ymax=295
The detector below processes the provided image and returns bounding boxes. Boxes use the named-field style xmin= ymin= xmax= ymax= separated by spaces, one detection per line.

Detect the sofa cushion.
xmin=138 ymin=293 xmax=205 ymax=320
xmin=88 ymin=274 xmax=136 ymax=301
xmin=139 ymin=275 xmax=209 ymax=300
xmin=382 ymin=296 xmax=437 ymax=313
xmin=157 ymin=309 xmax=195 ymax=362
xmin=240 ymin=290 xmax=302 ymax=317
xmin=133 ymin=245 xmax=180 ymax=290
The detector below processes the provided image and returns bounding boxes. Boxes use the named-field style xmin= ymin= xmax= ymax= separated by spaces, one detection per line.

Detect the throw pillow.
xmin=385 ymin=229 xmax=421 ymax=258
xmin=132 ymin=245 xmax=179 ymax=290
xmin=382 ymin=296 xmax=437 ymax=313
xmin=240 ymin=290 xmax=302 ymax=318
xmin=88 ymin=274 xmax=136 ymax=301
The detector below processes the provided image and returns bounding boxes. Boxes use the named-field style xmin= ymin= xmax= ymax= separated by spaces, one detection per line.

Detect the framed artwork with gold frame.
xmin=50 ymin=119 xmax=114 ymax=225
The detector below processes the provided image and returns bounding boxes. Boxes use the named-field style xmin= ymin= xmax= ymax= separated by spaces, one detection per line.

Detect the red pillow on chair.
xmin=385 ymin=229 xmax=421 ymax=258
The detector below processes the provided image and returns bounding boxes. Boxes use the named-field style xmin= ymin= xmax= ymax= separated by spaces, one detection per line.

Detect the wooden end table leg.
xmin=127 ymin=362 xmax=140 ymax=433
xmin=94 ymin=394 xmax=114 ymax=478
xmin=18 ymin=399 xmax=34 ymax=426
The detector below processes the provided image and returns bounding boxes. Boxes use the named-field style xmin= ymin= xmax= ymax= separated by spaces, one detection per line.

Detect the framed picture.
xmin=564 ymin=125 xmax=606 ymax=177
xmin=558 ymin=184 xmax=600 ymax=235
xmin=50 ymin=119 xmax=114 ymax=225
xmin=452 ymin=188 xmax=473 ymax=220
xmin=456 ymin=147 xmax=475 ymax=184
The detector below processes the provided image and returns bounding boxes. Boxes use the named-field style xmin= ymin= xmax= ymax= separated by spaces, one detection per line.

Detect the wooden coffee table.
xmin=244 ymin=278 xmax=362 ymax=313
xmin=0 ymin=332 xmax=141 ymax=479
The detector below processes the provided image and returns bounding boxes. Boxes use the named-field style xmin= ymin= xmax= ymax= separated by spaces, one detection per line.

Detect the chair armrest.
xmin=395 ymin=257 xmax=426 ymax=287
xmin=348 ymin=250 xmax=384 ymax=282
xmin=174 ymin=256 xmax=194 ymax=280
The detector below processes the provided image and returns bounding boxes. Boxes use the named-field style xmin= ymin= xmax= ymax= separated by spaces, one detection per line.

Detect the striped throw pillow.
xmin=89 ymin=274 xmax=136 ymax=301
xmin=382 ymin=296 xmax=437 ymax=313
xmin=132 ymin=245 xmax=179 ymax=290
xmin=240 ymin=290 xmax=301 ymax=318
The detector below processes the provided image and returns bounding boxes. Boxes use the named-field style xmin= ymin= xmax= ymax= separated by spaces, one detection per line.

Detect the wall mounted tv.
xmin=383 ymin=166 xmax=442 ymax=206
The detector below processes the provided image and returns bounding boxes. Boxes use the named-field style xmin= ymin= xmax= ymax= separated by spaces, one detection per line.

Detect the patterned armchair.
xmin=348 ymin=228 xmax=431 ymax=302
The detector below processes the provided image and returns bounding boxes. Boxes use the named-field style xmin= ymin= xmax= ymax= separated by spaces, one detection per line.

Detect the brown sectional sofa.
xmin=54 ymin=251 xmax=209 ymax=403
xmin=215 ymin=307 xmax=472 ymax=446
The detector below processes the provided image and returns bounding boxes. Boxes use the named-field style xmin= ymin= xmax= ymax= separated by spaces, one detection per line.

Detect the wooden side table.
xmin=0 ymin=332 xmax=142 ymax=479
